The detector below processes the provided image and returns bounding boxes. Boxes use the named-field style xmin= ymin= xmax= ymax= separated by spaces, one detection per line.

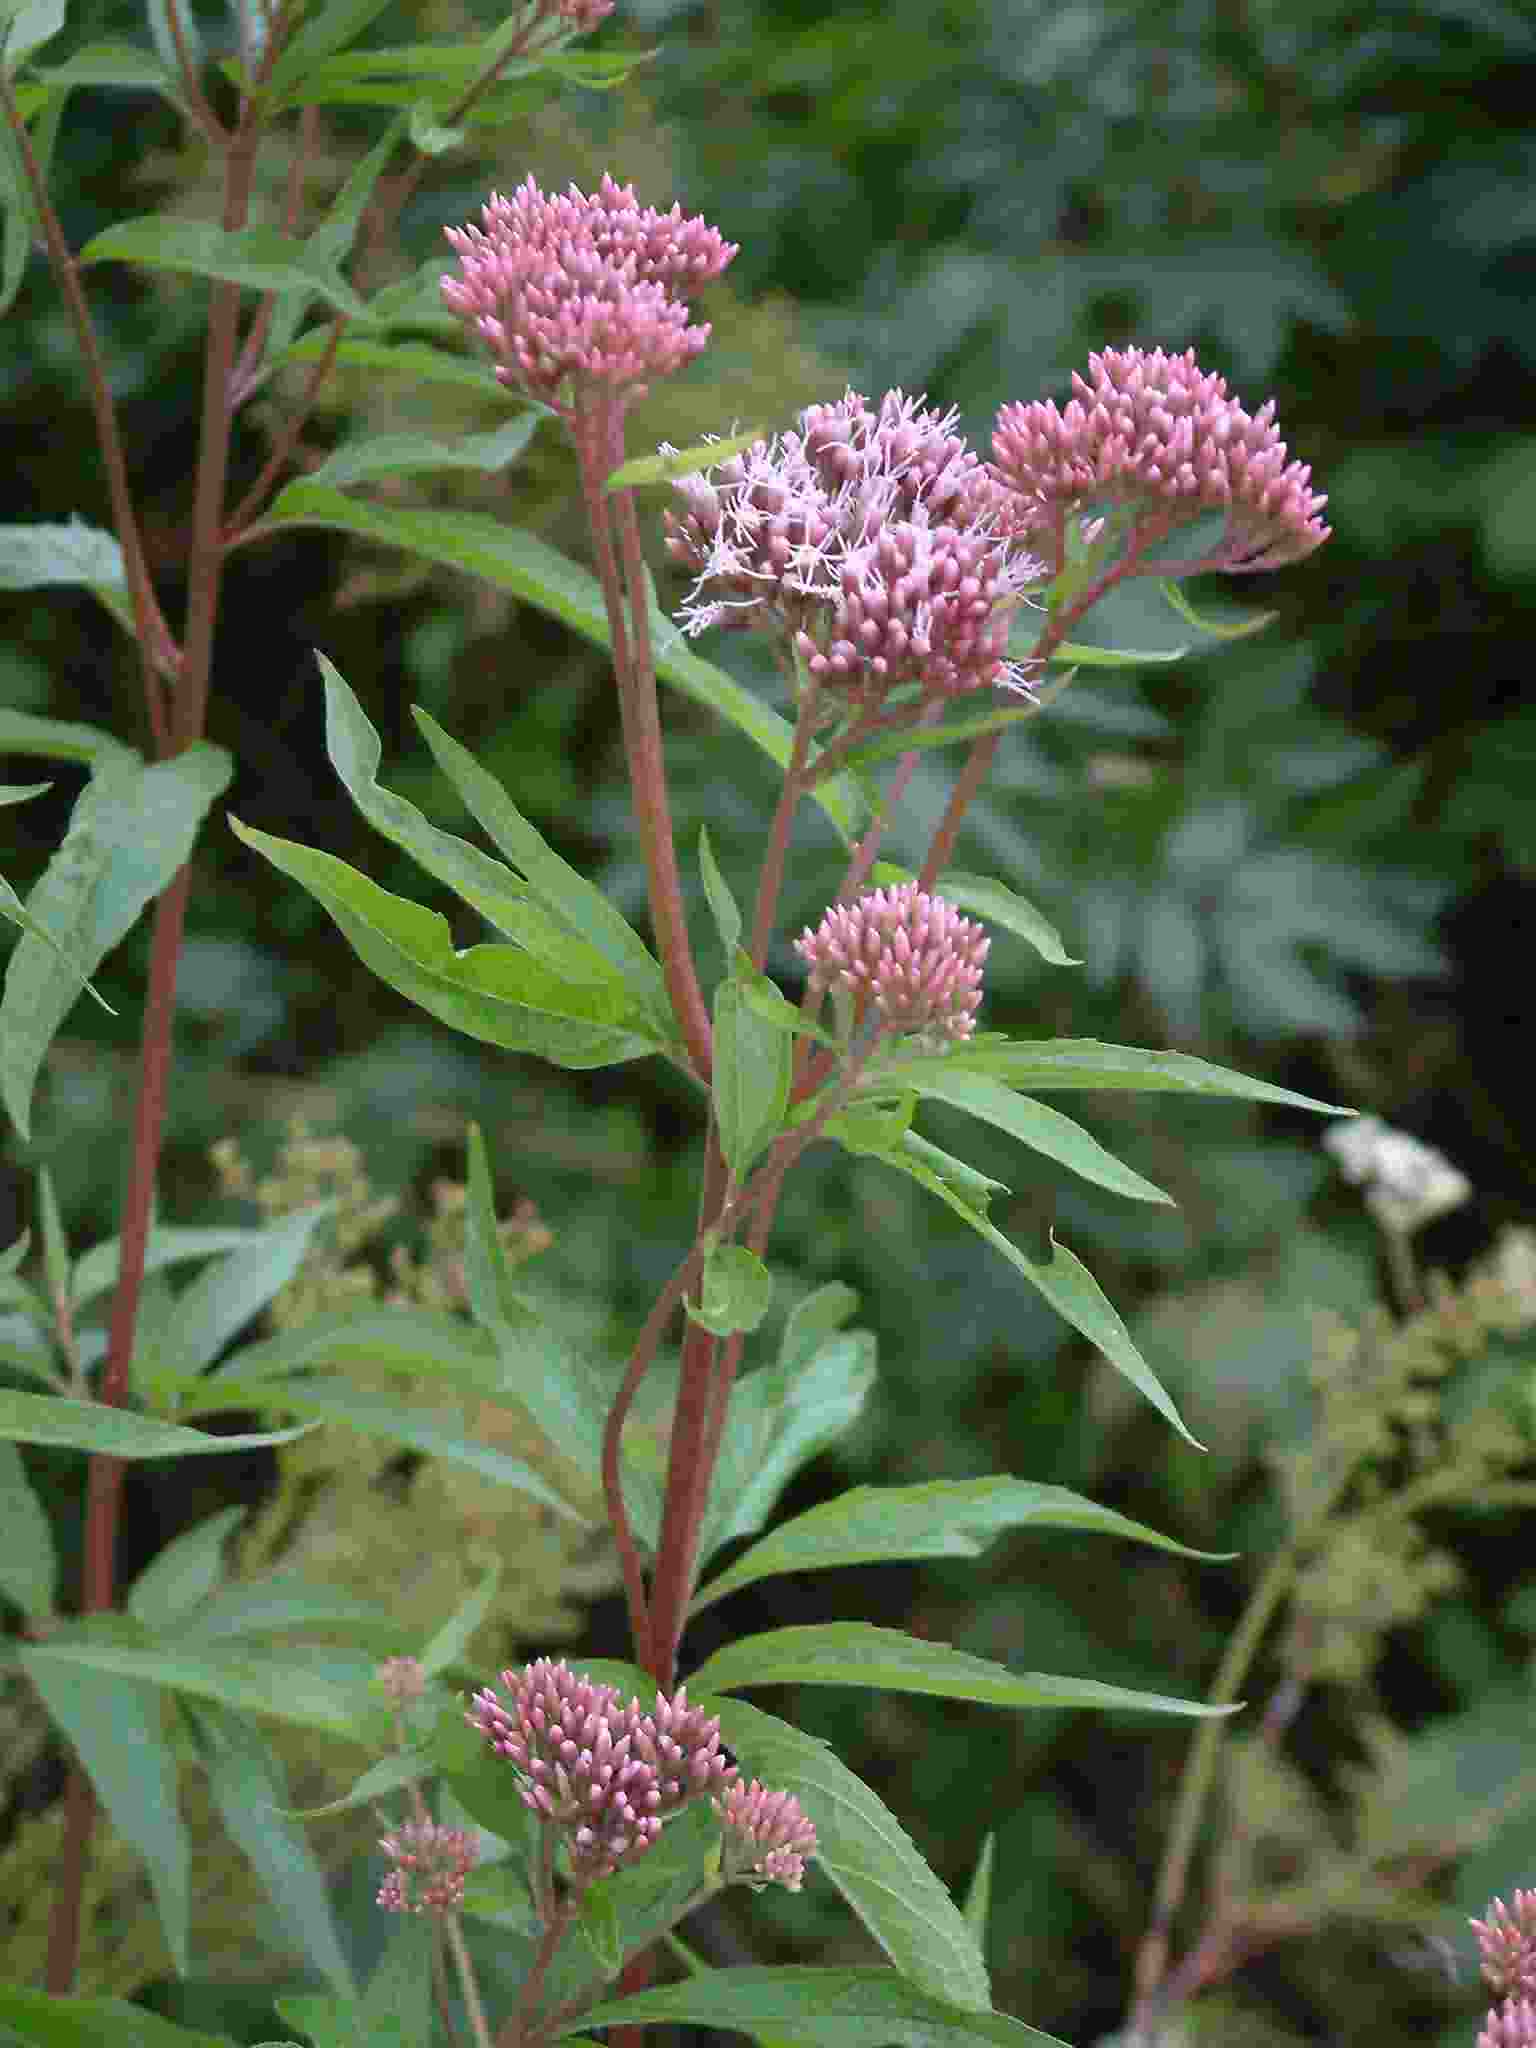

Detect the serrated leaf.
xmin=22 ymin=1634 xmax=378 ymax=1740
xmin=692 ymin=1476 xmax=1228 ymax=1613
xmin=697 ymin=825 xmax=741 ymax=958
xmin=902 ymin=1070 xmax=1173 ymax=1206
xmin=78 ymin=218 xmax=366 ymax=317
xmin=879 ymin=1036 xmax=1352 ymax=1115
xmin=306 ymin=415 xmax=540 ymax=487
xmin=605 ymin=428 xmax=764 ymax=492
xmin=186 ymin=1701 xmax=356 ymax=1997
xmin=259 ymin=486 xmax=863 ymax=843
xmin=0 ymin=1437 xmax=57 ymax=1614
xmin=1 ymin=743 xmax=231 ymax=1138
xmin=689 ymin=1241 xmax=772 ymax=1337
xmin=712 ymin=977 xmax=791 ymax=1179
xmin=21 ymin=1651 xmax=190 ymax=1972
xmin=701 ymin=1699 xmax=991 ymax=2012
xmin=127 ymin=1505 xmax=244 ymax=1629
xmin=692 ymin=1623 xmax=1235 ymax=1719
xmin=0 ymin=1389 xmax=314 ymax=1457
xmin=228 ymin=818 xmax=658 ymax=1068
xmin=872 ymin=867 xmax=1078 ymax=968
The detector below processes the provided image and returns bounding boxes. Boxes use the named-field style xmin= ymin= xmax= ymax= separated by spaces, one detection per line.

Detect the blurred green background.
xmin=4 ymin=0 xmax=1536 ymax=2041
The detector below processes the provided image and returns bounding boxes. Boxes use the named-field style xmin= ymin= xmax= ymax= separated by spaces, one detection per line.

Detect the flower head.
xmin=376 ymin=1819 xmax=478 ymax=1915
xmin=1323 ymin=1115 xmax=1471 ymax=1235
xmin=1480 ymin=1999 xmax=1536 ymax=2048
xmin=467 ymin=1658 xmax=736 ymax=1885
xmin=795 ymin=882 xmax=989 ymax=1046
xmin=376 ymin=1654 xmax=426 ymax=1705
xmin=714 ymin=1779 xmax=818 ymax=1891
xmin=666 ymin=390 xmax=1041 ymax=707
xmin=991 ymin=345 xmax=1329 ymax=573
xmin=442 ymin=176 xmax=735 ymax=412
xmin=1476 ymin=1892 xmax=1536 ymax=2001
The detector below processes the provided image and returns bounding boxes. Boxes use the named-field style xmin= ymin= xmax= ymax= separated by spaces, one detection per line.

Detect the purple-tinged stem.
xmin=747 ymin=684 xmax=820 ymax=968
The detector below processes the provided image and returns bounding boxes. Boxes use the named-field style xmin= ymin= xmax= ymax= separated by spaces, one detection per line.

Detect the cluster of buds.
xmin=376 ymin=1654 xmax=427 ymax=1706
xmin=796 ymin=882 xmax=990 ymax=1047
xmin=666 ymin=389 xmax=1041 ymax=714
xmin=714 ymin=1778 xmax=818 ymax=1891
xmin=442 ymin=176 xmax=736 ymax=416
xmin=377 ymin=1819 xmax=478 ymax=1916
xmin=991 ymin=345 xmax=1329 ymax=573
xmin=1472 ymin=1891 xmax=1536 ymax=2046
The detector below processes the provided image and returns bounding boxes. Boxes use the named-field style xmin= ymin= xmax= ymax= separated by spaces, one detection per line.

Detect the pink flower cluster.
xmin=991 ymin=345 xmax=1329 ymax=572
xmin=376 ymin=1819 xmax=478 ymax=1916
xmin=442 ymin=176 xmax=736 ymax=413
xmin=468 ymin=1658 xmax=732 ymax=1885
xmin=1474 ymin=1891 xmax=1536 ymax=2045
xmin=714 ymin=1778 xmax=818 ymax=1891
xmin=796 ymin=881 xmax=989 ymax=1046
xmin=666 ymin=389 xmax=1041 ymax=711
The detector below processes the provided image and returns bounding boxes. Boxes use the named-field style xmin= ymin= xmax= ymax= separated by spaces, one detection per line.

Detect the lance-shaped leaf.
xmin=72 ymin=1224 xmax=265 ymax=1309
xmin=605 ymin=427 xmax=765 ymax=492
xmin=0 ymin=873 xmax=115 ymax=1015
xmin=282 ymin=332 xmax=507 ymax=394
xmin=898 ymin=1069 xmax=1173 ymax=1206
xmin=0 ymin=1438 xmax=57 ymax=1615
xmin=705 ymin=1697 xmax=989 ymax=2011
xmin=1 ymin=743 xmax=231 ymax=1137
xmin=127 ymin=1504 xmax=245 ymax=1630
xmin=697 ymin=825 xmax=741 ymax=958
xmin=962 ymin=1835 xmax=995 ymax=1946
xmin=78 ymin=218 xmax=367 ymax=317
xmin=416 ymin=1559 xmax=500 ymax=1677
xmin=0 ymin=519 xmax=128 ymax=602
xmin=712 ymin=976 xmax=791 ymax=1178
xmin=692 ymin=1623 xmax=1236 ymax=1720
xmin=0 ymin=1388 xmax=313 ymax=1457
xmin=156 ymin=1203 xmax=331 ymax=1376
xmin=307 ymin=415 xmax=541 ymax=489
xmin=0 ymin=1986 xmax=235 ymax=2048
xmin=692 ymin=1476 xmax=1229 ymax=1613
xmin=259 ymin=485 xmax=863 ymax=843
xmin=880 ymin=1035 xmax=1352 ymax=1115
xmin=872 ymin=866 xmax=1078 ymax=968
xmin=22 ymin=1633 xmax=379 ymax=1741
xmin=228 ymin=819 xmax=658 ymax=1068
xmin=556 ymin=1968 xmax=1071 ymax=2048
xmin=21 ymin=1650 xmax=190 ymax=1972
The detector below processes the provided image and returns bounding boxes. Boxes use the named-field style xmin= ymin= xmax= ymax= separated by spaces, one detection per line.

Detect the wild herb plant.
xmin=1 ymin=0 xmax=1350 ymax=2040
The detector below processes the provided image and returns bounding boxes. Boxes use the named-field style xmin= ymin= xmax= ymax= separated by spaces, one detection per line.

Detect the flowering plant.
xmin=0 ymin=1 xmax=1359 ymax=2042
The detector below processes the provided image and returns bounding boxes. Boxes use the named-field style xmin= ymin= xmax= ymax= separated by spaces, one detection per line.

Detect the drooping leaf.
xmin=900 ymin=1069 xmax=1174 ymax=1206
xmin=691 ymin=1476 xmax=1229 ymax=1613
xmin=78 ymin=219 xmax=366 ymax=317
xmin=186 ymin=1701 xmax=356 ymax=1997
xmin=156 ymin=1203 xmax=332 ymax=1376
xmin=688 ymin=1240 xmax=773 ymax=1337
xmin=1159 ymin=579 xmax=1277 ymax=640
xmin=22 ymin=1633 xmax=378 ymax=1741
xmin=306 ymin=415 xmax=541 ymax=488
xmin=0 ymin=1438 xmax=57 ymax=1615
xmin=0 ymin=743 xmax=232 ymax=1138
xmin=691 ymin=1623 xmax=1235 ymax=1719
xmin=0 ymin=1389 xmax=313 ymax=1457
xmin=282 ymin=1747 xmax=433 ymax=1820
xmin=127 ymin=1505 xmax=245 ymax=1629
xmin=227 ymin=819 xmax=659 ymax=1068
xmin=881 ymin=1036 xmax=1351 ymax=1114
xmin=21 ymin=1650 xmax=190 ymax=1972
xmin=872 ymin=866 xmax=1078 ymax=968
xmin=0 ymin=871 xmax=117 ymax=1017
xmin=711 ymin=976 xmax=791 ymax=1178
xmin=259 ymin=486 xmax=863 ymax=843
xmin=71 ymin=1225 xmax=265 ymax=1309
xmin=0 ymin=707 xmax=135 ymax=768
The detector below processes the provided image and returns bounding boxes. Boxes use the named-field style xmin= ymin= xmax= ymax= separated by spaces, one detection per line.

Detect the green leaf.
xmin=605 ymin=428 xmax=765 ymax=492
xmin=692 ymin=1476 xmax=1229 ymax=1614
xmin=1159 ymin=579 xmax=1277 ymax=641
xmin=779 ymin=1281 xmax=859 ymax=1368
xmin=0 ymin=1389 xmax=314 ymax=1457
xmin=0 ymin=96 xmax=34 ymax=318
xmin=830 ymin=701 xmax=1042 ymax=774
xmin=881 ymin=1036 xmax=1352 ymax=1115
xmin=157 ymin=1204 xmax=331 ymax=1376
xmin=186 ymin=1701 xmax=356 ymax=1998
xmin=282 ymin=1746 xmax=433 ymax=1819
xmin=0 ymin=1986 xmax=236 ymax=2048
xmin=281 ymin=333 xmax=500 ymax=394
xmin=692 ymin=1694 xmax=993 ymax=2011
xmin=866 ymin=1142 xmax=1199 ymax=1444
xmin=36 ymin=1162 xmax=67 ymax=1307
xmin=264 ymin=0 xmax=394 ymax=98
xmin=557 ymin=1967 xmax=1069 ymax=2048
xmin=692 ymin=1624 xmax=1235 ymax=1719
xmin=78 ymin=218 xmax=366 ymax=317
xmin=30 ymin=39 xmax=179 ymax=93
xmin=697 ymin=825 xmax=741 ymax=958
xmin=127 ymin=1505 xmax=244 ymax=1629
xmin=183 ymin=1574 xmax=399 ymax=1645
xmin=21 ymin=1650 xmax=190 ymax=1972
xmin=872 ymin=867 xmax=1078 ymax=968
xmin=259 ymin=486 xmax=863 ymax=843
xmin=0 ymin=518 xmax=126 ymax=594
xmin=71 ymin=1224 xmax=265 ymax=1309
xmin=689 ymin=1241 xmax=773 ymax=1337
xmin=0 ymin=1438 xmax=57 ymax=1615
xmin=1051 ymin=638 xmax=1189 ymax=667
xmin=22 ymin=1634 xmax=378 ymax=1741
xmin=900 ymin=1069 xmax=1174 ymax=1206
xmin=183 ymin=1372 xmax=583 ymax=1518
xmin=962 ymin=1835 xmax=994 ymax=1948
xmin=278 ymin=1916 xmax=433 ymax=2048
xmin=0 ymin=872 xmax=118 ymax=1018
xmin=306 ymin=415 xmax=541 ymax=488
xmin=406 ymin=102 xmax=464 ymax=153
xmin=0 ymin=706 xmax=135 ymax=766
xmin=417 ymin=1558 xmax=500 ymax=1677
xmin=577 ymin=1881 xmax=625 ymax=1974
xmin=462 ymin=1123 xmax=655 ymax=1540
xmin=2 ymin=0 xmax=65 ymax=68
xmin=1 ymin=743 xmax=231 ymax=1139
xmin=227 ymin=819 xmax=658 ymax=1068
xmin=698 ymin=1331 xmax=875 ymax=1564
xmin=712 ymin=977 xmax=791 ymax=1179
xmin=0 ymin=778 xmax=51 ymax=804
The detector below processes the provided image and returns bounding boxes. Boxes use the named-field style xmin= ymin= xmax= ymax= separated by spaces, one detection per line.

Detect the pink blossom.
xmin=795 ymin=882 xmax=989 ymax=1046
xmin=376 ymin=1819 xmax=477 ymax=1915
xmin=1479 ymin=1999 xmax=1536 ymax=2048
xmin=991 ymin=345 xmax=1329 ymax=573
xmin=714 ymin=1779 xmax=818 ymax=1891
xmin=1476 ymin=1891 xmax=1536 ymax=2000
xmin=376 ymin=1654 xmax=426 ymax=1705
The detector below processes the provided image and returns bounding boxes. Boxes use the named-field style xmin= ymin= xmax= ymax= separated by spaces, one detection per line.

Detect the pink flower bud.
xmin=1476 ymin=1891 xmax=1536 ymax=2001
xmin=714 ymin=1778 xmax=818 ymax=1891
xmin=795 ymin=882 xmax=989 ymax=1046
xmin=376 ymin=1819 xmax=477 ymax=1915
